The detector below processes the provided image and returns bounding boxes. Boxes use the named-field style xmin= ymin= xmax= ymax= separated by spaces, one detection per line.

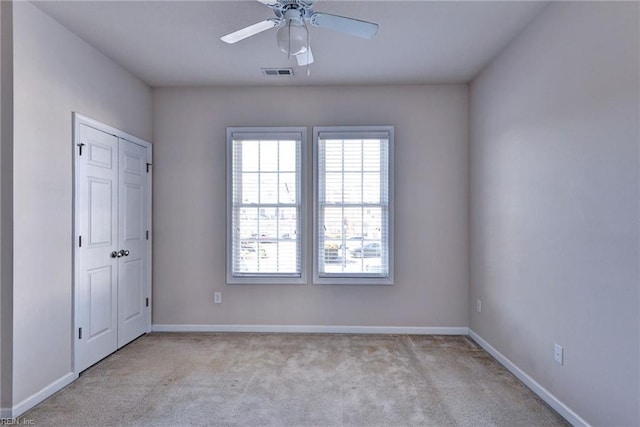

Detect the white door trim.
xmin=72 ymin=113 xmax=152 ymax=375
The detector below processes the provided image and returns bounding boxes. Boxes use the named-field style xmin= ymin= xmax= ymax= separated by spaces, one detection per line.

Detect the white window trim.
xmin=312 ymin=126 xmax=395 ymax=285
xmin=226 ymin=127 xmax=308 ymax=285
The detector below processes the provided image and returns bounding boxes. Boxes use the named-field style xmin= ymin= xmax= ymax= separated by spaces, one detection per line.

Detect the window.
xmin=227 ymin=128 xmax=306 ymax=284
xmin=313 ymin=126 xmax=394 ymax=285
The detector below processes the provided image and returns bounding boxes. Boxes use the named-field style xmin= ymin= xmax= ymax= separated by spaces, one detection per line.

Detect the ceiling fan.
xmin=221 ymin=0 xmax=379 ymax=67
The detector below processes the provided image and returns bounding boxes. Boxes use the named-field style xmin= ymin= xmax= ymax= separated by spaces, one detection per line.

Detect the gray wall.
xmin=0 ymin=0 xmax=13 ymax=415
xmin=152 ymin=85 xmax=469 ymax=328
xmin=469 ymin=2 xmax=639 ymax=425
xmin=11 ymin=1 xmax=152 ymax=408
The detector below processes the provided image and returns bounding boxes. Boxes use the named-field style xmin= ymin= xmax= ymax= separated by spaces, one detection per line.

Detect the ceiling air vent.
xmin=262 ymin=68 xmax=294 ymax=77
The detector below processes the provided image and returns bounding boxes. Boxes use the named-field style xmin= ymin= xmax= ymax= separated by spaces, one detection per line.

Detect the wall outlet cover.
xmin=554 ymin=344 xmax=563 ymax=365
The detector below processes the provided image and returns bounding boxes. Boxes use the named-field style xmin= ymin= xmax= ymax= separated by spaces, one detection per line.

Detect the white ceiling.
xmin=33 ymin=0 xmax=546 ymax=87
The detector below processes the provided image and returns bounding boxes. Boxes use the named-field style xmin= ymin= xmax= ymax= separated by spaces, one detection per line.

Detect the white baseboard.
xmin=0 ymin=407 xmax=11 ymax=418
xmin=468 ymin=329 xmax=589 ymax=427
xmin=152 ymin=324 xmax=469 ymax=335
xmin=11 ymin=372 xmax=76 ymax=418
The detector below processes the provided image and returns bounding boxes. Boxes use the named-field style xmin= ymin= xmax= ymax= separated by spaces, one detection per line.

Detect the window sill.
xmin=227 ymin=276 xmax=307 ymax=285
xmin=312 ymin=276 xmax=394 ymax=286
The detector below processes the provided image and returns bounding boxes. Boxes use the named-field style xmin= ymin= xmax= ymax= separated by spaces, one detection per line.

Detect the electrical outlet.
xmin=476 ymin=299 xmax=482 ymax=313
xmin=554 ymin=344 xmax=563 ymax=365
xmin=214 ymin=292 xmax=222 ymax=304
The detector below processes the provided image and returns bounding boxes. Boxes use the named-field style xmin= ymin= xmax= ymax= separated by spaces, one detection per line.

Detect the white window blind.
xmin=227 ymin=128 xmax=305 ymax=283
xmin=314 ymin=126 xmax=394 ymax=284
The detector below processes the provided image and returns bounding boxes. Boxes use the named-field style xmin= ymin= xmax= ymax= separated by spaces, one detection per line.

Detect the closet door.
xmin=75 ymin=115 xmax=152 ymax=373
xmin=76 ymin=124 xmax=119 ymax=373
xmin=117 ymin=138 xmax=149 ymax=347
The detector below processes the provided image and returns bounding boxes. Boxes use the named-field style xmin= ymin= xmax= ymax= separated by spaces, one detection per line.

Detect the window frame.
xmin=226 ymin=127 xmax=307 ymax=285
xmin=312 ymin=126 xmax=394 ymax=285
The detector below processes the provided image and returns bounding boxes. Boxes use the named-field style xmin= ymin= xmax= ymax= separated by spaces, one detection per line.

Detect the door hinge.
xmin=146 ymin=298 xmax=149 ymax=307
xmin=146 ymin=230 xmax=149 ymax=240
xmin=79 ymin=235 xmax=82 ymax=247
xmin=78 ymin=327 xmax=82 ymax=339
xmin=146 ymin=163 xmax=152 ymax=173
xmin=77 ymin=143 xmax=85 ymax=156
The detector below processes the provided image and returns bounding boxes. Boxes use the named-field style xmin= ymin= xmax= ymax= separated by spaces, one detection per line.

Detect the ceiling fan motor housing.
xmin=273 ymin=0 xmax=314 ymax=20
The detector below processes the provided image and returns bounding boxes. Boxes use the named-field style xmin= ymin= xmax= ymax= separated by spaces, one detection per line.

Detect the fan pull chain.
xmin=304 ymin=19 xmax=310 ymax=76
xmin=287 ymin=20 xmax=292 ymax=59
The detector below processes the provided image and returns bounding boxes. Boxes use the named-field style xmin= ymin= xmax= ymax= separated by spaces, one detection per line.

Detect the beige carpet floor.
xmin=23 ymin=333 xmax=568 ymax=426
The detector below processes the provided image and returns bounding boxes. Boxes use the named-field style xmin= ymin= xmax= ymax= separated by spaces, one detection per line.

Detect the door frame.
xmin=72 ymin=112 xmax=152 ymax=376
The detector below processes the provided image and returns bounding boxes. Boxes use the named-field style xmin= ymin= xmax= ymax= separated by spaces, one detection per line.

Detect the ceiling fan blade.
xmin=257 ymin=0 xmax=317 ymax=7
xmin=310 ymin=12 xmax=378 ymax=39
xmin=296 ymin=47 xmax=314 ymax=66
xmin=221 ymin=19 xmax=281 ymax=44
xmin=256 ymin=0 xmax=279 ymax=7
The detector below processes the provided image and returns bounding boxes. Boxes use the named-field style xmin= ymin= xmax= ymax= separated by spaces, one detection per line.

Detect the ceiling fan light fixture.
xmin=221 ymin=0 xmax=380 ymax=67
xmin=276 ymin=19 xmax=308 ymax=56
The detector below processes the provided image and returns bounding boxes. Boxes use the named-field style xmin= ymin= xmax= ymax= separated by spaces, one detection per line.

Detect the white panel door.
xmin=75 ymin=115 xmax=151 ymax=374
xmin=117 ymin=138 xmax=149 ymax=347
xmin=76 ymin=124 xmax=119 ymax=373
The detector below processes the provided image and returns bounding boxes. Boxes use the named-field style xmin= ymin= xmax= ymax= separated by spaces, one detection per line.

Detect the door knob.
xmin=113 ymin=249 xmax=130 ymax=258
